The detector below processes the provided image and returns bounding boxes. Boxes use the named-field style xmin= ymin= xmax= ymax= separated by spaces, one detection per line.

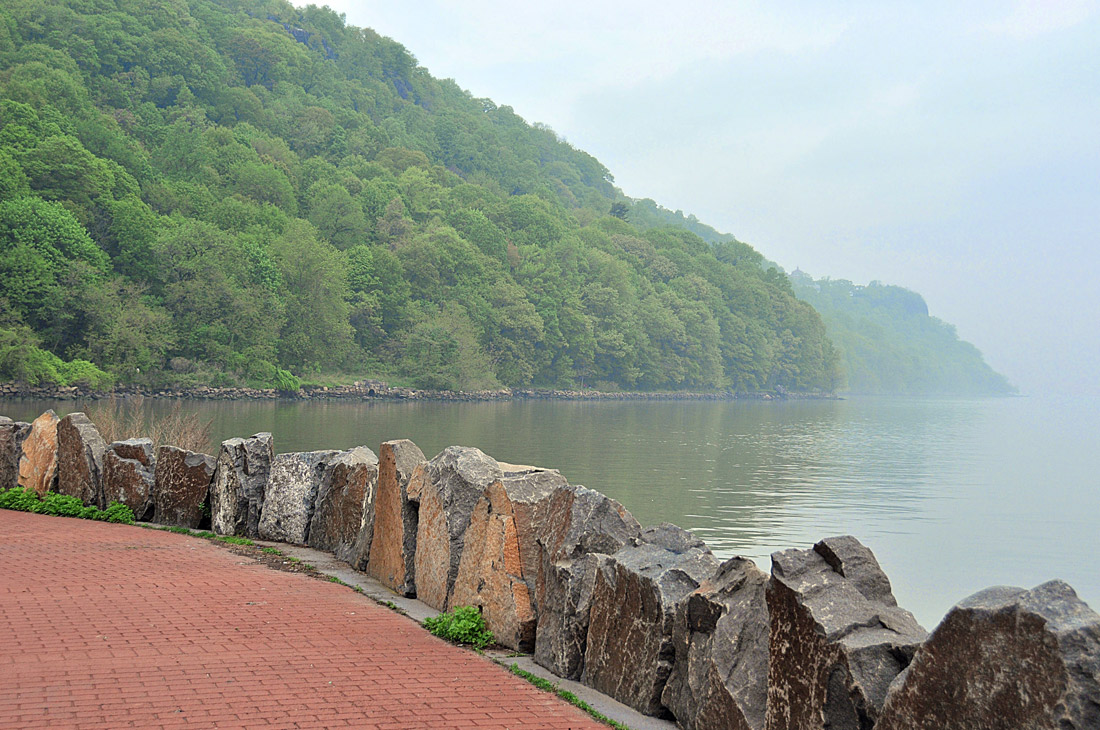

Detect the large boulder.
xmin=153 ymin=446 xmax=215 ymax=528
xmin=1 ymin=417 xmax=32 ymax=490
xmin=533 ymin=485 xmax=641 ymax=680
xmin=102 ymin=439 xmax=156 ymax=520
xmin=366 ymin=440 xmax=426 ymax=596
xmin=210 ymin=433 xmax=273 ymax=537
xmin=877 ymin=580 xmax=1100 ymax=730
xmin=307 ymin=446 xmax=378 ymax=565
xmin=55 ymin=413 xmax=108 ymax=508
xmin=766 ymin=536 xmax=927 ymax=730
xmin=583 ymin=523 xmax=720 ymax=716
xmin=258 ymin=450 xmax=338 ymax=544
xmin=451 ymin=464 xmax=567 ymax=651
xmin=413 ymin=446 xmax=502 ymax=611
xmin=18 ymin=410 xmax=59 ymax=496
xmin=662 ymin=556 xmax=770 ymax=730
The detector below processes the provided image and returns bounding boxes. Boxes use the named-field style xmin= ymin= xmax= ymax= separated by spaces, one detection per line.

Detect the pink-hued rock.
xmin=583 ymin=523 xmax=720 ymax=716
xmin=1 ymin=417 xmax=32 ymax=490
xmin=211 ymin=433 xmax=273 ymax=537
xmin=56 ymin=413 xmax=108 ymax=508
xmin=17 ymin=410 xmax=59 ymax=496
xmin=102 ymin=439 xmax=155 ymax=520
xmin=662 ymin=557 xmax=770 ymax=730
xmin=533 ymin=485 xmax=641 ymax=680
xmin=307 ymin=446 xmax=378 ymax=566
xmin=765 ymin=536 xmax=927 ymax=730
xmin=153 ymin=446 xmax=215 ymax=528
xmin=451 ymin=464 xmax=567 ymax=651
xmin=413 ymin=446 xmax=502 ymax=611
xmin=877 ymin=580 xmax=1100 ymax=730
xmin=367 ymin=440 xmax=426 ymax=596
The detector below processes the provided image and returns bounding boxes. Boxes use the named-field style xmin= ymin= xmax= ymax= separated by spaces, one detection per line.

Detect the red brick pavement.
xmin=0 ymin=510 xmax=605 ymax=729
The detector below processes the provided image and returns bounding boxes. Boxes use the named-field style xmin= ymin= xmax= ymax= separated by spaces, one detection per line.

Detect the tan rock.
xmin=307 ymin=446 xmax=378 ymax=566
xmin=413 ymin=446 xmax=502 ymax=611
xmin=18 ymin=410 xmax=59 ymax=496
xmin=366 ymin=440 xmax=426 ymax=596
xmin=56 ymin=413 xmax=108 ymax=508
xmin=451 ymin=465 xmax=567 ymax=651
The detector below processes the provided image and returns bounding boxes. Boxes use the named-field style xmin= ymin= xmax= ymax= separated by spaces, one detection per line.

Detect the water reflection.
xmin=4 ymin=395 xmax=1097 ymax=627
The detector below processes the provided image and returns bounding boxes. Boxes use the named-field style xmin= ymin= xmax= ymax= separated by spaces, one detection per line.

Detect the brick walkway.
xmin=0 ymin=510 xmax=605 ymax=729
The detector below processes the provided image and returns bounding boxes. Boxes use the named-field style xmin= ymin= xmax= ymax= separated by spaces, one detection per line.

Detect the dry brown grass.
xmin=86 ymin=396 xmax=213 ymax=453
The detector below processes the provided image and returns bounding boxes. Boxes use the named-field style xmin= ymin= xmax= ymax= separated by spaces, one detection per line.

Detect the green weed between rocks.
xmin=0 ymin=487 xmax=135 ymax=524
xmin=423 ymin=605 xmax=494 ymax=650
xmin=506 ymin=663 xmax=631 ymax=730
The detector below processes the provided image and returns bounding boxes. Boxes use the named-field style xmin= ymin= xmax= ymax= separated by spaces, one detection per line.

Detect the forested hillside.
xmin=0 ymin=0 xmax=841 ymax=393
xmin=789 ymin=272 xmax=1015 ymax=395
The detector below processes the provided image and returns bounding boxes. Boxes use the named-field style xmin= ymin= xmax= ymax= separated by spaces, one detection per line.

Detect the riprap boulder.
xmin=413 ymin=446 xmax=502 ymax=611
xmin=307 ymin=446 xmax=378 ymax=566
xmin=102 ymin=439 xmax=156 ymax=519
xmin=18 ymin=410 xmax=59 ymax=496
xmin=0 ymin=417 xmax=31 ymax=489
xmin=56 ymin=412 xmax=108 ymax=508
xmin=367 ymin=440 xmax=426 ymax=596
xmin=258 ymin=450 xmax=338 ymax=544
xmin=211 ymin=433 xmax=273 ymax=537
xmin=766 ymin=536 xmax=927 ymax=730
xmin=153 ymin=446 xmax=215 ymax=528
xmin=583 ymin=523 xmax=720 ymax=716
xmin=662 ymin=556 xmax=770 ymax=730
xmin=877 ymin=580 xmax=1100 ymax=730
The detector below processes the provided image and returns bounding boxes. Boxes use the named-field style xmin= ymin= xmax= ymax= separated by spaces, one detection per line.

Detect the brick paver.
xmin=0 ymin=510 xmax=605 ymax=729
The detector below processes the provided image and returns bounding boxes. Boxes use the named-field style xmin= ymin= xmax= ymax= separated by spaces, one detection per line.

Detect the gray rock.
xmin=102 ymin=439 xmax=155 ymax=520
xmin=662 ymin=556 xmax=770 ymax=730
xmin=877 ymin=580 xmax=1100 ymax=730
xmin=55 ymin=413 xmax=108 ymax=508
xmin=258 ymin=450 xmax=338 ymax=544
xmin=766 ymin=536 xmax=927 ymax=730
xmin=210 ymin=433 xmax=273 ymax=537
xmin=307 ymin=446 xmax=378 ymax=565
xmin=413 ymin=446 xmax=503 ymax=610
xmin=367 ymin=440 xmax=427 ymax=596
xmin=533 ymin=484 xmax=641 ymax=679
xmin=583 ymin=523 xmax=720 ymax=716
xmin=451 ymin=463 xmax=568 ymax=651
xmin=153 ymin=446 xmax=215 ymax=528
xmin=1 ymin=417 xmax=32 ymax=490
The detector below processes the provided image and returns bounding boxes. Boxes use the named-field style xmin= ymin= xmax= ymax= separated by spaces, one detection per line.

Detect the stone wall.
xmin=3 ymin=408 xmax=1097 ymax=730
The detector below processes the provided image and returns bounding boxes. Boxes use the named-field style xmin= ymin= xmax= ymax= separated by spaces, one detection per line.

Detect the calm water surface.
xmin=6 ymin=394 xmax=1097 ymax=627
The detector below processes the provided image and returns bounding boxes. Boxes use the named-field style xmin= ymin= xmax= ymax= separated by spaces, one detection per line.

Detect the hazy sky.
xmin=301 ymin=0 xmax=1099 ymax=395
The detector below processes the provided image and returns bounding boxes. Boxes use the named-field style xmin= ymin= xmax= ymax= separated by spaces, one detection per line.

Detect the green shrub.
xmin=0 ymin=487 xmax=134 ymax=524
xmin=423 ymin=605 xmax=494 ymax=649
xmin=272 ymin=367 xmax=301 ymax=392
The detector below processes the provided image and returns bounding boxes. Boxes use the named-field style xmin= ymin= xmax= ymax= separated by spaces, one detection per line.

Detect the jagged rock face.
xmin=153 ymin=446 xmax=215 ymax=528
xmin=18 ymin=410 xmax=59 ymax=496
xmin=533 ymin=484 xmax=641 ymax=679
xmin=210 ymin=433 xmax=273 ymax=537
xmin=451 ymin=464 xmax=567 ymax=651
xmin=583 ymin=523 xmax=720 ymax=717
xmin=766 ymin=536 xmax=927 ymax=730
xmin=102 ymin=439 xmax=156 ymax=520
xmin=663 ymin=557 xmax=770 ymax=730
xmin=367 ymin=440 xmax=426 ymax=597
xmin=0 ymin=417 xmax=31 ymax=489
xmin=258 ymin=450 xmax=337 ymax=544
xmin=877 ymin=580 xmax=1100 ymax=730
xmin=55 ymin=413 xmax=108 ymax=508
xmin=307 ymin=446 xmax=378 ymax=566
xmin=413 ymin=446 xmax=503 ymax=611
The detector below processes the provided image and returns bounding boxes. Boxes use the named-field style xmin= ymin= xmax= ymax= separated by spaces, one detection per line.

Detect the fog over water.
xmin=309 ymin=0 xmax=1100 ymax=396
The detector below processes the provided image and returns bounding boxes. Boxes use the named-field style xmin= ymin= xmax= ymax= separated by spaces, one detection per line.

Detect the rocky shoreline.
xmin=4 ymin=408 xmax=1097 ymax=730
xmin=0 ymin=380 xmax=840 ymax=403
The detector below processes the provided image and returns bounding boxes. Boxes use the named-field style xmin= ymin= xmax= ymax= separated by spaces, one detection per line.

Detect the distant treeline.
xmin=789 ymin=272 xmax=1015 ymax=395
xmin=0 ymin=0 xmax=840 ymax=393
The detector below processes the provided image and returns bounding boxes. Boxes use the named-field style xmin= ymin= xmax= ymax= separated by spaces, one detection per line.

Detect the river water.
xmin=5 ymin=394 xmax=1097 ymax=628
